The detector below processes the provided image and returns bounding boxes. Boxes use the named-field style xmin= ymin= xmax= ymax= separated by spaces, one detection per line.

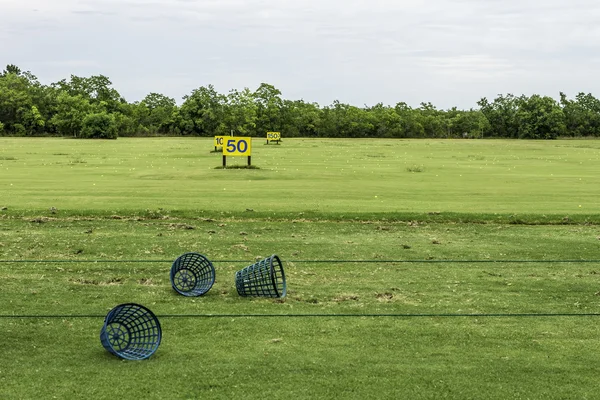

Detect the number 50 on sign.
xmin=223 ymin=137 xmax=252 ymax=156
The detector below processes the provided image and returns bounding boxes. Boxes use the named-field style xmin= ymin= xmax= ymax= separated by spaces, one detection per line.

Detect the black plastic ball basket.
xmin=100 ymin=303 xmax=162 ymax=360
xmin=235 ymin=254 xmax=287 ymax=298
xmin=170 ymin=252 xmax=216 ymax=296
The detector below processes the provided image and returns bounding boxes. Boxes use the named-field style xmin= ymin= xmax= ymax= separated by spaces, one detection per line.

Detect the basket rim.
xmin=101 ymin=303 xmax=162 ymax=360
xmin=269 ymin=254 xmax=287 ymax=298
xmin=170 ymin=252 xmax=216 ymax=296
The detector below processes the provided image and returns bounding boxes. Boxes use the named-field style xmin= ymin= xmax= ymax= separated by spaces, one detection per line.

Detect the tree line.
xmin=1 ymin=64 xmax=599 ymax=139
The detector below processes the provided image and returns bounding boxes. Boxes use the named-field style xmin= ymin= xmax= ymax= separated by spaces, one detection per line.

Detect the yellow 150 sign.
xmin=266 ymin=132 xmax=281 ymax=141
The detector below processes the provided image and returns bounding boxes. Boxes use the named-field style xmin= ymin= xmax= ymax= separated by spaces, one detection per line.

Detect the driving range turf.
xmin=1 ymin=138 xmax=600 ymax=399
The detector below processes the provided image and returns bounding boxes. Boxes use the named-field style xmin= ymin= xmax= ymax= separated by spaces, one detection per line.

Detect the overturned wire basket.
xmin=170 ymin=252 xmax=216 ymax=297
xmin=235 ymin=254 xmax=287 ymax=298
xmin=100 ymin=303 xmax=162 ymax=360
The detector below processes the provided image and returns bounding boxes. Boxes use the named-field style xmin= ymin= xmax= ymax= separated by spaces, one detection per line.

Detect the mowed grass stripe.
xmin=1 ymin=137 xmax=599 ymax=215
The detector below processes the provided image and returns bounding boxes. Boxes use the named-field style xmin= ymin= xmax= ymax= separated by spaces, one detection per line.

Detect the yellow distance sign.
xmin=223 ymin=137 xmax=252 ymax=156
xmin=214 ymin=136 xmax=226 ymax=148
xmin=266 ymin=132 xmax=281 ymax=141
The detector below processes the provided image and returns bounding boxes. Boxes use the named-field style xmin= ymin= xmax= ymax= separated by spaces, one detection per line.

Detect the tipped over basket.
xmin=170 ymin=252 xmax=216 ymax=296
xmin=100 ymin=303 xmax=162 ymax=360
xmin=235 ymin=254 xmax=286 ymax=298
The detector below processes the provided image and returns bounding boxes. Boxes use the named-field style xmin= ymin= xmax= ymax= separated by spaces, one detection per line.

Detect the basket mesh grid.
xmin=100 ymin=303 xmax=161 ymax=360
xmin=170 ymin=252 xmax=215 ymax=297
xmin=235 ymin=255 xmax=286 ymax=298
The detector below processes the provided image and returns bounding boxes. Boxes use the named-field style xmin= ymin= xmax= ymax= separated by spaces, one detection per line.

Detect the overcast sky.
xmin=2 ymin=0 xmax=600 ymax=108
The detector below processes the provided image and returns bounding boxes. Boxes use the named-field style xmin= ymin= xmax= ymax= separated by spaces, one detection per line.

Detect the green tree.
xmin=281 ymin=100 xmax=322 ymax=137
xmin=48 ymin=92 xmax=92 ymax=137
xmin=321 ymin=101 xmax=375 ymax=138
xmin=113 ymin=103 xmax=138 ymax=137
xmin=560 ymin=92 xmax=600 ymax=137
xmin=446 ymin=109 xmax=490 ymax=138
xmin=21 ymin=105 xmax=45 ymax=134
xmin=394 ymin=103 xmax=424 ymax=138
xmin=367 ymin=104 xmax=403 ymax=138
xmin=2 ymin=64 xmax=22 ymax=76
xmin=416 ymin=102 xmax=445 ymax=138
xmin=0 ymin=68 xmax=51 ymax=136
xmin=516 ymin=95 xmax=566 ymax=139
xmin=477 ymin=94 xmax=520 ymax=138
xmin=180 ymin=85 xmax=225 ymax=136
xmin=223 ymin=88 xmax=257 ymax=135
xmin=138 ymin=93 xmax=177 ymax=134
xmin=346 ymin=105 xmax=375 ymax=137
xmin=253 ymin=83 xmax=283 ymax=135
xmin=0 ymin=72 xmax=32 ymax=135
xmin=81 ymin=112 xmax=118 ymax=139
xmin=52 ymin=74 xmax=125 ymax=113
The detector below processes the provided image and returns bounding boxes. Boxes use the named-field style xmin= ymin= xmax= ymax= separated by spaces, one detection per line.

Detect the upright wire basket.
xmin=170 ymin=252 xmax=216 ymax=297
xmin=100 ymin=303 xmax=162 ymax=360
xmin=235 ymin=254 xmax=287 ymax=298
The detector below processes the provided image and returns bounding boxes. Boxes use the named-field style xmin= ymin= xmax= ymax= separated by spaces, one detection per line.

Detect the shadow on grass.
xmin=214 ymin=165 xmax=261 ymax=170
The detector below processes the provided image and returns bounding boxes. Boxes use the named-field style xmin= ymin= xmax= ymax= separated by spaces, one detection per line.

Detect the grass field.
xmin=1 ymin=137 xmax=600 ymax=216
xmin=1 ymin=138 xmax=600 ymax=399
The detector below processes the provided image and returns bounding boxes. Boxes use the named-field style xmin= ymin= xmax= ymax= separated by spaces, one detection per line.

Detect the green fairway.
xmin=2 ymin=138 xmax=600 ymax=399
xmin=1 ymin=137 xmax=599 ymax=215
xmin=2 ymin=217 xmax=600 ymax=399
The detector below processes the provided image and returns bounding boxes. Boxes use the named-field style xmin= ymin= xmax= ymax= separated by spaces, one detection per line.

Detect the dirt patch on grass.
xmin=70 ymin=277 xmax=124 ymax=285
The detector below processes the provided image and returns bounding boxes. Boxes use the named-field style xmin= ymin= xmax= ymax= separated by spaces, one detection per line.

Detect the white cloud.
xmin=1 ymin=0 xmax=600 ymax=108
xmin=417 ymin=55 xmax=518 ymax=78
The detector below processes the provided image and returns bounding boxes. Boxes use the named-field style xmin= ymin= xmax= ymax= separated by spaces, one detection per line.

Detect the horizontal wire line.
xmin=0 ymin=259 xmax=599 ymax=264
xmin=2 ymin=313 xmax=600 ymax=319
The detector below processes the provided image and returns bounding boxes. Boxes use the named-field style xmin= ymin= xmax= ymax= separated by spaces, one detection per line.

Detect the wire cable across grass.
xmin=1 ymin=259 xmax=600 ymax=264
xmin=2 ymin=313 xmax=600 ymax=319
xmin=2 ymin=258 xmax=599 ymax=320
